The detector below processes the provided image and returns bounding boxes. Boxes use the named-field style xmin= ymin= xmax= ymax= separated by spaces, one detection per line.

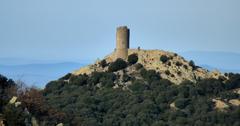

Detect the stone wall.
xmin=115 ymin=26 xmax=129 ymax=60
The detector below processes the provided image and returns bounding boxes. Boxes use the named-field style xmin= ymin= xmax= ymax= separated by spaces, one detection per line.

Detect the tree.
xmin=3 ymin=104 xmax=28 ymax=126
xmin=175 ymin=98 xmax=190 ymax=109
xmin=108 ymin=58 xmax=128 ymax=72
xmin=129 ymin=82 xmax=147 ymax=92
xmin=189 ymin=60 xmax=196 ymax=70
xmin=160 ymin=55 xmax=169 ymax=63
xmin=100 ymin=59 xmax=108 ymax=68
xmin=128 ymin=53 xmax=138 ymax=65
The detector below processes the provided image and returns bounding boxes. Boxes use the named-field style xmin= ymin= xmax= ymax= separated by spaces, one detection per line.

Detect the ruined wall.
xmin=115 ymin=26 xmax=130 ymax=60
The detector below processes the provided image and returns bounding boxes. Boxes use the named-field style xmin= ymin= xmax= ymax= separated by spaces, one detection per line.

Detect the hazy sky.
xmin=0 ymin=0 xmax=240 ymax=61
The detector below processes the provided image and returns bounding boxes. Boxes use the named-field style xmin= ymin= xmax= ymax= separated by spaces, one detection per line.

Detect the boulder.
xmin=9 ymin=96 xmax=17 ymax=104
xmin=229 ymin=99 xmax=240 ymax=106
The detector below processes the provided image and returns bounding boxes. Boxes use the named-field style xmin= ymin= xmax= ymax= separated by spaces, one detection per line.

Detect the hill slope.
xmin=73 ymin=49 xmax=224 ymax=84
xmin=1 ymin=50 xmax=240 ymax=126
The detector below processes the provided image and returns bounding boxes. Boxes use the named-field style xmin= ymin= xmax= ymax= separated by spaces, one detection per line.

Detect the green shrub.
xmin=175 ymin=98 xmax=190 ymax=109
xmin=140 ymin=69 xmax=161 ymax=83
xmin=189 ymin=60 xmax=196 ymax=69
xmin=176 ymin=61 xmax=182 ymax=66
xmin=177 ymin=71 xmax=182 ymax=76
xmin=167 ymin=62 xmax=172 ymax=66
xmin=100 ymin=59 xmax=108 ymax=68
xmin=108 ymin=58 xmax=128 ymax=72
xmin=160 ymin=55 xmax=169 ymax=63
xmin=165 ymin=70 xmax=171 ymax=75
xmin=225 ymin=73 xmax=240 ymax=90
xmin=70 ymin=74 xmax=88 ymax=86
xmin=128 ymin=53 xmax=138 ymax=65
xmin=183 ymin=65 xmax=188 ymax=69
xmin=219 ymin=92 xmax=239 ymax=100
xmin=3 ymin=104 xmax=28 ymax=126
xmin=129 ymin=81 xmax=148 ymax=92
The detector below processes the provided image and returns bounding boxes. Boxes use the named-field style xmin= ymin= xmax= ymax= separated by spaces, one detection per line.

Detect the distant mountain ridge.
xmin=0 ymin=62 xmax=86 ymax=88
xmin=0 ymin=57 xmax=93 ymax=65
xmin=200 ymin=64 xmax=240 ymax=73
xmin=180 ymin=51 xmax=240 ymax=73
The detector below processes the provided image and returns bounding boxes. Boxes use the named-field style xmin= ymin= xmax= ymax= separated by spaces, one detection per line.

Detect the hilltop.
xmin=73 ymin=49 xmax=224 ymax=85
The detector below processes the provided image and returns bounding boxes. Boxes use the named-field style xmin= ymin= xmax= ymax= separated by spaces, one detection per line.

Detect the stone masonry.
xmin=115 ymin=26 xmax=130 ymax=60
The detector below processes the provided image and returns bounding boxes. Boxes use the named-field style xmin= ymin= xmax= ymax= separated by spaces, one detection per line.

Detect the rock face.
xmin=229 ymin=99 xmax=240 ymax=106
xmin=9 ymin=96 xmax=17 ymax=104
xmin=212 ymin=99 xmax=229 ymax=111
xmin=73 ymin=49 xmax=224 ymax=84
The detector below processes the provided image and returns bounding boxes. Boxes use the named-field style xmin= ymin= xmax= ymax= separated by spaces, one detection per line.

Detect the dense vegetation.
xmin=0 ymin=75 xmax=16 ymax=110
xmin=108 ymin=58 xmax=128 ymax=72
xmin=1 ymin=57 xmax=240 ymax=126
xmin=43 ymin=60 xmax=240 ymax=126
xmin=0 ymin=75 xmax=65 ymax=126
xmin=0 ymin=75 xmax=29 ymax=125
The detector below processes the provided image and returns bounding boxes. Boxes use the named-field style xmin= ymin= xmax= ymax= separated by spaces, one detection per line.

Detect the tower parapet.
xmin=115 ymin=26 xmax=130 ymax=60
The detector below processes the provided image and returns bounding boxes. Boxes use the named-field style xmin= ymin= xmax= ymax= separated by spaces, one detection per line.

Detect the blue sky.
xmin=0 ymin=0 xmax=240 ymax=62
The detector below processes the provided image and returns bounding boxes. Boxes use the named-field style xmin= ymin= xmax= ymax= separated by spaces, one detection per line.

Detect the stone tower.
xmin=115 ymin=26 xmax=130 ymax=60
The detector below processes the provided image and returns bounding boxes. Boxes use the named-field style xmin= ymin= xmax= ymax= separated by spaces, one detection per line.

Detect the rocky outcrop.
xmin=73 ymin=49 xmax=225 ymax=85
xmin=56 ymin=123 xmax=64 ymax=126
xmin=212 ymin=99 xmax=229 ymax=111
xmin=229 ymin=99 xmax=240 ymax=106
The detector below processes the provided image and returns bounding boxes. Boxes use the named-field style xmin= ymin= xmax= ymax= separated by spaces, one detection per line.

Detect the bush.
xmin=108 ymin=58 xmax=128 ymax=72
xmin=225 ymin=73 xmax=240 ymax=90
xmin=183 ymin=65 xmax=188 ymax=69
xmin=128 ymin=53 xmax=138 ymax=65
xmin=0 ymin=74 xmax=17 ymax=110
xmin=129 ymin=81 xmax=148 ymax=92
xmin=165 ymin=70 xmax=171 ymax=75
xmin=175 ymin=98 xmax=190 ymax=109
xmin=160 ymin=55 xmax=169 ymax=63
xmin=100 ymin=59 xmax=108 ymax=68
xmin=189 ymin=60 xmax=196 ymax=69
xmin=176 ymin=61 xmax=182 ymax=66
xmin=219 ymin=92 xmax=239 ymax=100
xmin=197 ymin=79 xmax=225 ymax=95
xmin=177 ymin=71 xmax=182 ymax=76
xmin=3 ymin=104 xmax=28 ymax=126
xmin=70 ymin=74 xmax=88 ymax=86
xmin=167 ymin=62 xmax=172 ymax=66
xmin=140 ymin=69 xmax=161 ymax=82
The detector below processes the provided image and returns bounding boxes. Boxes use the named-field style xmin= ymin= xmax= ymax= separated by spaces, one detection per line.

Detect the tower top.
xmin=117 ymin=26 xmax=129 ymax=30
